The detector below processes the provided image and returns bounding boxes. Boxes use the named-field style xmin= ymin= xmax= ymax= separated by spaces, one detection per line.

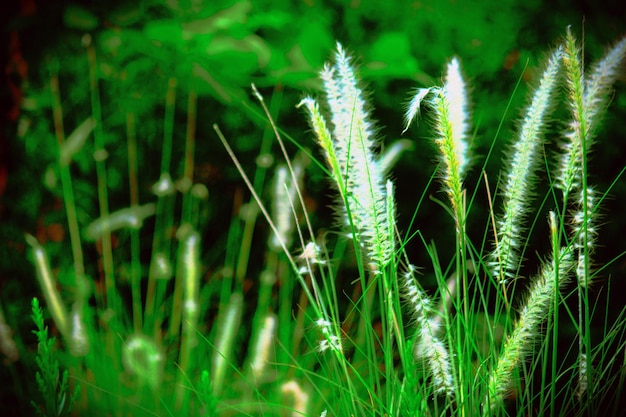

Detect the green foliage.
xmin=3 ymin=1 xmax=626 ymax=416
xmin=30 ymin=298 xmax=79 ymax=417
xmin=196 ymin=370 xmax=219 ymax=417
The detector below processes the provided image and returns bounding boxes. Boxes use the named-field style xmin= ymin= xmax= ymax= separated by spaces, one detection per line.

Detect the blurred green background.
xmin=1 ymin=0 xmax=625 ymax=413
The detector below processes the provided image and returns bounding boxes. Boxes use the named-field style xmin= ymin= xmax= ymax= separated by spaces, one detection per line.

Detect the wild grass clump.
xmin=21 ymin=27 xmax=626 ymax=417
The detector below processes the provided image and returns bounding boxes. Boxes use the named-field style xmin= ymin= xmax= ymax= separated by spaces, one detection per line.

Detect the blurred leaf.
xmin=60 ymin=118 xmax=95 ymax=167
xmin=99 ymin=30 xmax=124 ymax=56
xmin=365 ymin=32 xmax=421 ymax=79
xmin=108 ymin=3 xmax=144 ymax=27
xmin=207 ymin=34 xmax=271 ymax=70
xmin=294 ymin=19 xmax=334 ymax=68
xmin=193 ymin=63 xmax=247 ymax=104
xmin=63 ymin=4 xmax=99 ymax=31
xmin=144 ymin=20 xmax=184 ymax=47
xmin=246 ymin=10 xmax=293 ymax=31
xmin=181 ymin=0 xmax=252 ymax=39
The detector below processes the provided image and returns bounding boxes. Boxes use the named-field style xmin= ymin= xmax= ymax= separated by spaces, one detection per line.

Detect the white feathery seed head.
xmin=443 ymin=57 xmax=470 ymax=178
xmin=301 ymin=43 xmax=395 ymax=270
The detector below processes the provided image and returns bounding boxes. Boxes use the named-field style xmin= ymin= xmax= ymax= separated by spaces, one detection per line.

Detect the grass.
xmin=10 ymin=28 xmax=626 ymax=416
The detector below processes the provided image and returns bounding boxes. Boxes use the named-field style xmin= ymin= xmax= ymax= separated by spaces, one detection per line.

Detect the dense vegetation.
xmin=1 ymin=1 xmax=625 ymax=416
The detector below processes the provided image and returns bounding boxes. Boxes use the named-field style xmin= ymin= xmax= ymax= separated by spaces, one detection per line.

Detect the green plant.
xmin=30 ymin=297 xmax=80 ymax=417
xmin=14 ymin=8 xmax=626 ymax=415
xmin=221 ymin=29 xmax=626 ymax=416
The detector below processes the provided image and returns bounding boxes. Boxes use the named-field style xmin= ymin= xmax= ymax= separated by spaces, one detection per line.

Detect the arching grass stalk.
xmin=84 ymin=34 xmax=116 ymax=313
xmin=483 ymin=212 xmax=572 ymax=414
xmin=48 ymin=65 xmax=91 ymax=358
xmin=300 ymin=44 xmax=393 ymax=271
xmin=125 ymin=111 xmax=142 ymax=334
xmin=557 ymin=29 xmax=626 ymax=201
xmin=169 ymin=83 xmax=198 ymax=340
xmin=489 ymin=46 xmax=563 ymax=284
xmin=144 ymin=77 xmax=177 ymax=335
xmin=561 ymin=29 xmax=593 ymax=395
xmin=405 ymin=56 xmax=471 ymax=409
xmin=48 ymin=67 xmax=88 ymax=302
xmin=403 ymin=267 xmax=454 ymax=397
xmin=223 ymin=58 xmax=387 ymax=413
xmin=558 ymin=28 xmax=626 ymax=404
xmin=405 ymin=57 xmax=470 ymax=228
xmin=298 ymin=45 xmax=400 ymax=415
xmin=213 ymin=124 xmax=327 ymax=325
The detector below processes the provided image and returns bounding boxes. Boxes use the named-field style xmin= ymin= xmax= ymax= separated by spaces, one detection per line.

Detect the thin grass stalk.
xmin=234 ymin=200 xmax=259 ymax=294
xmin=250 ymin=84 xmax=320 ymax=370
xmin=213 ymin=125 xmax=322 ymax=312
xmin=169 ymin=82 xmax=197 ymax=340
xmin=270 ymin=169 xmax=299 ymax=367
xmin=161 ymin=78 xmax=177 ymax=176
xmin=84 ymin=38 xmax=123 ymax=404
xmin=215 ymin=121 xmax=344 ymax=415
xmin=49 ymin=68 xmax=86 ymax=289
xmin=175 ymin=225 xmax=201 ymax=410
xmin=232 ymin=86 xmax=285 ymax=293
xmin=219 ymin=193 xmax=242 ymax=334
xmin=298 ymin=49 xmax=397 ymax=412
xmin=561 ymin=36 xmax=619 ymax=393
xmin=560 ymin=29 xmax=617 ymax=404
xmin=145 ymin=79 xmax=177 ymax=336
xmin=381 ymin=181 xmax=402 ymax=396
xmin=50 ymin=68 xmax=92 ymax=359
xmin=252 ymin=83 xmax=316 ymax=247
xmin=549 ymin=213 xmax=562 ymax=417
xmin=184 ymin=81 xmax=197 ymax=195
xmin=85 ymin=35 xmax=116 ymax=312
xmin=436 ymin=59 xmax=471 ymax=412
xmin=575 ymin=188 xmax=595 ymax=404
xmin=404 ymin=57 xmax=471 ymax=411
xmin=125 ymin=111 xmax=142 ymax=334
